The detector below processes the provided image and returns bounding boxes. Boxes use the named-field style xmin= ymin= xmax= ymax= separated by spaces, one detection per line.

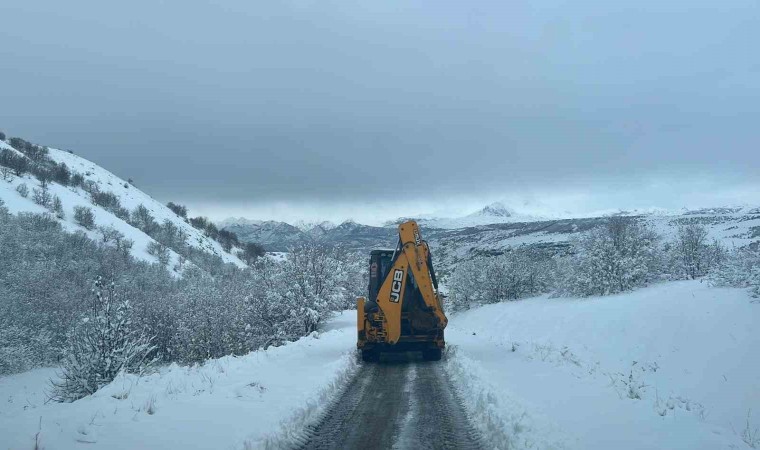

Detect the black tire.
xmin=361 ymin=349 xmax=378 ymax=363
xmin=422 ymin=348 xmax=442 ymax=361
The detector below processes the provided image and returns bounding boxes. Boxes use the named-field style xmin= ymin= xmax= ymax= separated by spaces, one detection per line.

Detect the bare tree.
xmin=32 ymin=186 xmax=52 ymax=208
xmin=0 ymin=166 xmax=12 ymax=181
xmin=52 ymin=196 xmax=65 ymax=219
xmin=675 ymin=224 xmax=709 ymax=279
xmin=98 ymin=225 xmax=124 ymax=245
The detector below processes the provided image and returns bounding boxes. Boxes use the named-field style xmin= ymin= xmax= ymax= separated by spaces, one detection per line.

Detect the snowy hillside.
xmin=448 ymin=280 xmax=760 ymax=449
xmin=427 ymin=206 xmax=760 ymax=271
xmin=0 ymin=139 xmax=245 ymax=270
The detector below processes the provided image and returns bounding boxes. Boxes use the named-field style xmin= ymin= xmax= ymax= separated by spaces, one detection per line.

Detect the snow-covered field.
xmin=0 ymin=313 xmax=357 ymax=450
xmin=2 ymin=283 xmax=758 ymax=449
xmin=447 ymin=281 xmax=760 ymax=449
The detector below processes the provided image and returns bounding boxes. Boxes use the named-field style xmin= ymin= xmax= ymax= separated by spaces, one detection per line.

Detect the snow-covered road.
xmin=298 ymin=356 xmax=480 ymax=449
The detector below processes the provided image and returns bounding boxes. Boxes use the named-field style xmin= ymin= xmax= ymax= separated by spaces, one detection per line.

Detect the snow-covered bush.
xmin=147 ymin=241 xmax=171 ymax=266
xmin=0 ymin=208 xmax=169 ymax=374
xmin=162 ymin=243 xmax=364 ymax=364
xmin=16 ymin=182 xmax=29 ymax=198
xmin=50 ymin=277 xmax=156 ymax=402
xmin=9 ymin=137 xmax=48 ymax=161
xmin=32 ymin=185 xmax=52 ymax=208
xmin=284 ymin=242 xmax=365 ymax=317
xmin=447 ymin=249 xmax=557 ymax=311
xmin=52 ymin=195 xmax=65 ymax=219
xmin=74 ymin=205 xmax=96 ymax=230
xmin=0 ymin=200 xmax=364 ymax=375
xmin=447 ymin=259 xmax=483 ymax=311
xmin=166 ymin=201 xmax=188 ymax=218
xmin=557 ymin=217 xmax=661 ymax=297
xmin=52 ymin=161 xmax=71 ymax=185
xmin=0 ymin=323 xmax=57 ymax=375
xmin=130 ymin=204 xmax=159 ymax=235
xmin=90 ymin=189 xmax=120 ymax=210
xmin=117 ymin=237 xmax=135 ymax=256
xmin=98 ymin=225 xmax=124 ymax=245
xmin=217 ymin=229 xmax=239 ymax=252
xmin=1 ymin=148 xmax=29 ymax=176
xmin=709 ymin=246 xmax=760 ymax=298
xmin=239 ymin=242 xmax=266 ymax=265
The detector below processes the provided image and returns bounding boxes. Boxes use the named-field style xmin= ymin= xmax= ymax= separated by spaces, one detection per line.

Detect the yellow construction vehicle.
xmin=357 ymin=220 xmax=448 ymax=362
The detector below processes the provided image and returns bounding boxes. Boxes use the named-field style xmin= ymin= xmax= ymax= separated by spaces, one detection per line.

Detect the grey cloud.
xmin=1 ymin=0 xmax=758 ymax=221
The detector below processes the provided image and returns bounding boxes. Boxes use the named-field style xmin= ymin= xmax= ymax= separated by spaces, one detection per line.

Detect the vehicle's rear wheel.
xmin=422 ymin=348 xmax=442 ymax=361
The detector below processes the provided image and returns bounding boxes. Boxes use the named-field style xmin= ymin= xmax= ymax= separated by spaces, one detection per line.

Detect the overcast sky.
xmin=1 ymin=0 xmax=758 ymax=224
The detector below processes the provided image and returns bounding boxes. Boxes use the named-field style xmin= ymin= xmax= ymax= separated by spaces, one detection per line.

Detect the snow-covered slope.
xmin=0 ymin=140 xmax=245 ymax=269
xmin=426 ymin=206 xmax=760 ymax=271
xmin=0 ymin=312 xmax=358 ymax=450
xmin=447 ymin=280 xmax=760 ymax=449
xmin=643 ymin=206 xmax=760 ymax=248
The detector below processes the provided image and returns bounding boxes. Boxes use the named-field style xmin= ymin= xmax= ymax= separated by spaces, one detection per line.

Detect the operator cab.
xmin=368 ymin=249 xmax=395 ymax=304
xmin=367 ymin=248 xmax=425 ymax=314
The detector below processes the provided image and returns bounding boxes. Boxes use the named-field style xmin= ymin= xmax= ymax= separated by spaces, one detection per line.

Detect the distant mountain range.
xmin=221 ymin=218 xmax=397 ymax=253
xmin=219 ymin=203 xmax=760 ymax=272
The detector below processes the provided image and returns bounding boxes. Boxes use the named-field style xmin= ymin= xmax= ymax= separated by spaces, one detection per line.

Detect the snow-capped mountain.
xmin=220 ymin=203 xmax=760 ymax=272
xmin=384 ymin=202 xmax=550 ymax=230
xmin=293 ymin=220 xmax=337 ymax=239
xmin=222 ymin=220 xmax=306 ymax=250
xmin=220 ymin=218 xmax=396 ymax=252
xmin=218 ymin=217 xmax=264 ymax=228
xmin=471 ymin=201 xmax=514 ymax=218
xmin=0 ymin=138 xmax=245 ymax=270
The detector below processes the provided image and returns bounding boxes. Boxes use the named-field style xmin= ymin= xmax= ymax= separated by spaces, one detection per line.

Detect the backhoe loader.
xmin=357 ymin=220 xmax=448 ymax=362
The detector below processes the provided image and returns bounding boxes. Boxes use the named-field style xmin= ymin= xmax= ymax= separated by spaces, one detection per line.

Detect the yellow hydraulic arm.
xmin=375 ymin=221 xmax=448 ymax=344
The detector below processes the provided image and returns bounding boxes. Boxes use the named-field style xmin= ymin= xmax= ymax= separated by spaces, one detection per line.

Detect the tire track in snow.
xmin=298 ymin=353 xmax=482 ymax=450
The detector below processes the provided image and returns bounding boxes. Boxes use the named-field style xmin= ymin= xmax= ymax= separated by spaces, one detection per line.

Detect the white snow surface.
xmin=2 ymin=283 xmax=758 ymax=449
xmin=446 ymin=280 xmax=760 ymax=449
xmin=0 ymin=141 xmax=245 ymax=269
xmin=0 ymin=312 xmax=358 ymax=450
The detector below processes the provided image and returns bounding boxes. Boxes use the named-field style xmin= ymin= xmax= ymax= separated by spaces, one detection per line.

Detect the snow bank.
xmin=0 ymin=312 xmax=356 ymax=450
xmin=445 ymin=281 xmax=760 ymax=449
